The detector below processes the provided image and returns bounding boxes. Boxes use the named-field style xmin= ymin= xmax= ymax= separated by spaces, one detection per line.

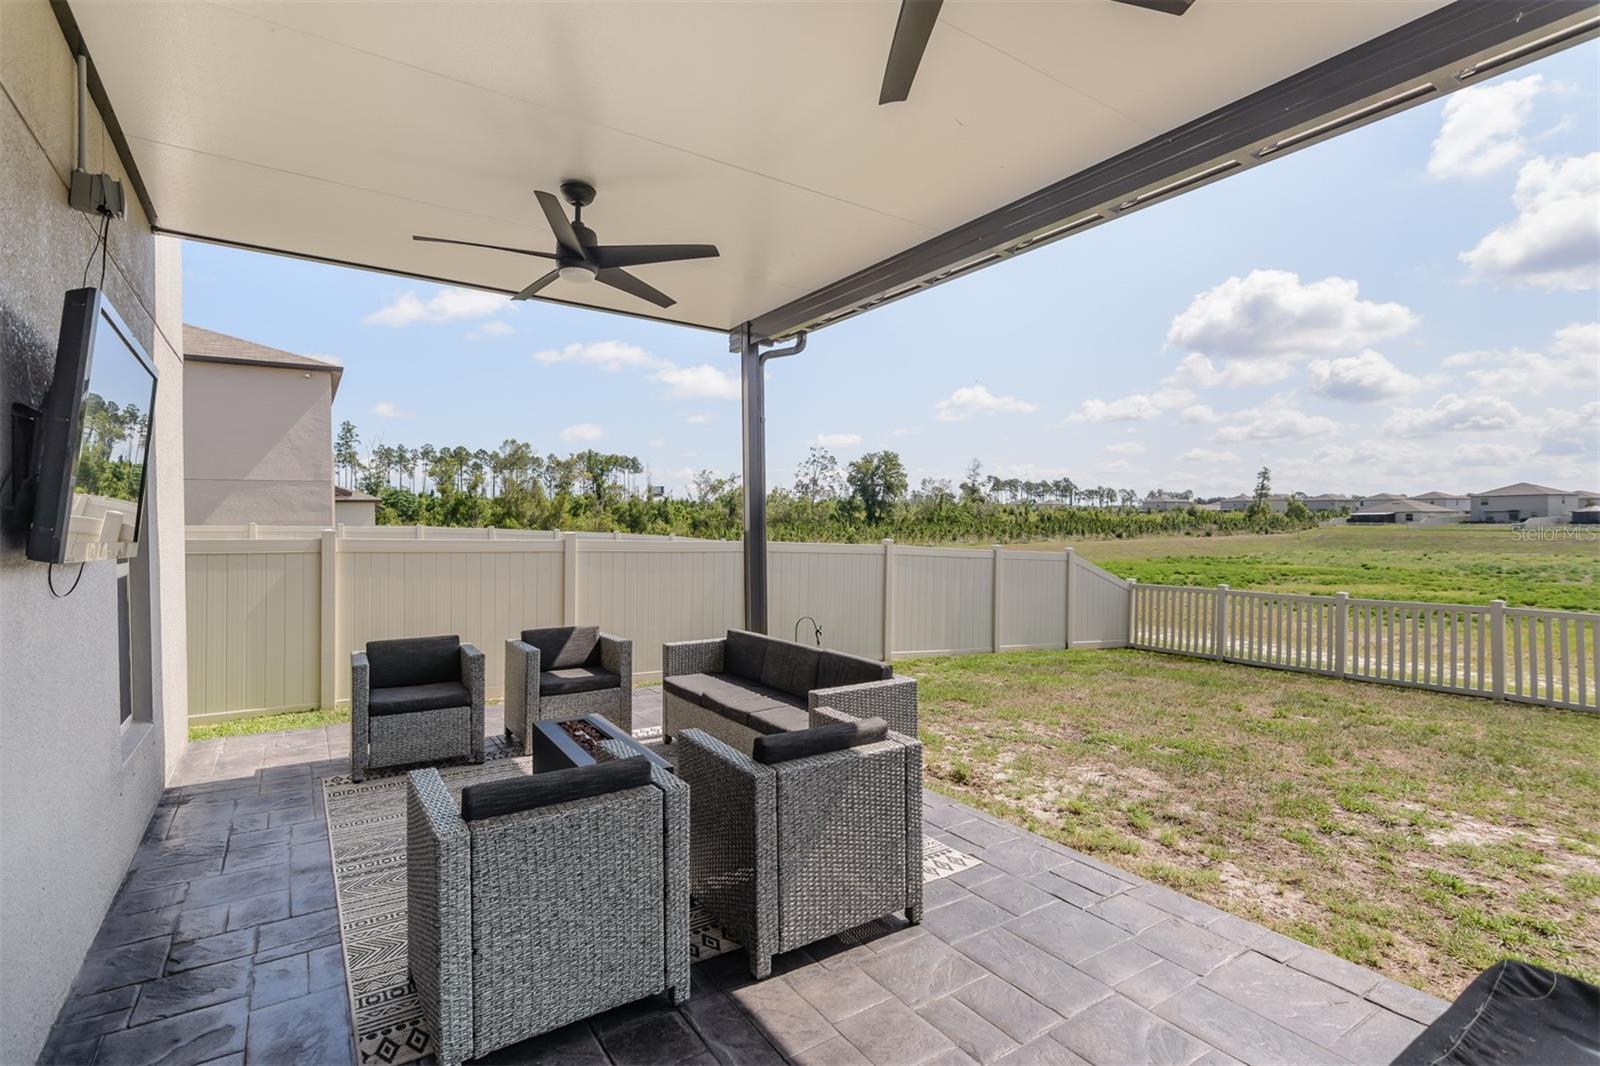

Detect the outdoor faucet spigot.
xmin=795 ymin=616 xmax=822 ymax=647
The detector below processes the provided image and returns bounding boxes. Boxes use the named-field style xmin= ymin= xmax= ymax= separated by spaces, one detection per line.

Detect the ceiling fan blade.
xmin=511 ymin=269 xmax=561 ymax=301
xmin=413 ymin=235 xmax=557 ymax=259
xmin=589 ymin=244 xmax=720 ymax=269
xmin=596 ymin=267 xmax=675 ymax=309
xmin=535 ymin=190 xmax=585 ymax=256
xmin=879 ymin=0 xmax=943 ymax=105
xmin=1109 ymin=0 xmax=1194 ymax=14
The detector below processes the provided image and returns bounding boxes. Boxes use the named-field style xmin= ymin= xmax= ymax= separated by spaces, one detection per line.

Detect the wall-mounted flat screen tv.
xmin=26 ymin=288 xmax=158 ymax=564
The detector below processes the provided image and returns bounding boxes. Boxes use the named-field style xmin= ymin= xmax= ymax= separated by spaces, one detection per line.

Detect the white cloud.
xmin=1454 ymin=442 xmax=1528 ymax=465
xmin=1384 ymin=393 xmax=1523 ymax=436
xmin=467 ymin=320 xmax=515 ymax=340
xmin=1534 ymin=401 xmax=1599 ymax=460
xmin=647 ymin=438 xmax=666 ymax=449
xmin=1179 ymin=404 xmax=1218 ymax=424
xmin=684 ymin=413 xmax=711 ymax=425
xmin=365 ymin=286 xmax=505 ymax=326
xmin=532 ymin=341 xmax=739 ymax=402
xmin=369 ymin=401 xmax=413 ymax=419
xmin=1213 ymin=397 xmax=1340 ymax=443
xmin=560 ymin=423 xmax=605 ymax=443
xmin=654 ymin=363 xmax=739 ymax=401
xmin=1439 ymin=323 xmax=1599 ymax=397
xmin=935 ymin=385 xmax=1038 ymax=422
xmin=1428 ymin=75 xmax=1542 ymax=179
xmin=1169 ymin=352 xmax=1293 ymax=389
xmin=1181 ymin=448 xmax=1240 ymax=464
xmin=1307 ymin=350 xmax=1422 ymax=403
xmin=813 ymin=432 xmax=862 ymax=447
xmin=1069 ymin=387 xmax=1191 ymax=423
xmin=1461 ymin=152 xmax=1600 ymax=291
xmin=1104 ymin=441 xmax=1147 ymax=456
xmin=1166 ymin=270 xmax=1419 ymax=376
xmin=534 ymin=340 xmax=655 ymax=370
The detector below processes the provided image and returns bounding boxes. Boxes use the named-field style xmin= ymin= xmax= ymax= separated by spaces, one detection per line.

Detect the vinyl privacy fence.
xmin=185 ymin=526 xmax=1131 ymax=722
xmin=1131 ymin=583 xmax=1600 ymax=713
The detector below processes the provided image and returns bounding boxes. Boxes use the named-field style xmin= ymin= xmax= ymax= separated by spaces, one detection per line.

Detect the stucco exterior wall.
xmin=335 ymin=497 xmax=378 ymax=526
xmin=1471 ymin=493 xmax=1575 ymax=522
xmin=183 ymin=359 xmax=334 ymax=525
xmin=0 ymin=5 xmax=187 ymax=1061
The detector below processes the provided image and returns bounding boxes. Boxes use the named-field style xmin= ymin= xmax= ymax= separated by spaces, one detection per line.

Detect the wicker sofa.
xmin=351 ymin=635 xmax=484 ymax=782
xmin=676 ymin=707 xmax=923 ymax=978
xmin=662 ymin=630 xmax=916 ymax=752
xmin=406 ymin=757 xmax=690 ymax=1066
xmin=504 ymin=625 xmax=634 ymax=747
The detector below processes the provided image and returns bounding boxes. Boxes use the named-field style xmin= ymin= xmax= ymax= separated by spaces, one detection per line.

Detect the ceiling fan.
xmin=879 ymin=0 xmax=1194 ymax=105
xmin=413 ymin=181 xmax=719 ymax=309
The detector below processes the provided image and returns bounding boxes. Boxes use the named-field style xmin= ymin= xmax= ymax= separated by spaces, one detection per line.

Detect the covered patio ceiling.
xmin=62 ymin=0 xmax=1599 ymax=342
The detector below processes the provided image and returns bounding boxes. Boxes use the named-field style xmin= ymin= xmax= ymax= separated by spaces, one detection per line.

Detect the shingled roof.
xmin=183 ymin=324 xmax=343 ymax=397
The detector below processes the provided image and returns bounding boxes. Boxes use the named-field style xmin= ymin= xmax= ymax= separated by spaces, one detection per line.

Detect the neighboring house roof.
xmin=1413 ymin=491 xmax=1465 ymax=500
xmin=1305 ymin=493 xmax=1353 ymax=501
xmin=1472 ymin=482 xmax=1570 ymax=497
xmin=1353 ymin=498 xmax=1457 ymax=514
xmin=183 ymin=324 xmax=343 ymax=397
xmin=335 ymin=485 xmax=380 ymax=502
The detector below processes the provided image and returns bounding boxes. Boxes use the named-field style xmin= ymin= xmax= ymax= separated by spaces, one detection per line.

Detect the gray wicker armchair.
xmin=676 ymin=706 xmax=923 ymax=979
xmin=505 ymin=626 xmax=634 ymax=746
xmin=351 ymin=635 xmax=484 ymax=782
xmin=406 ymin=759 xmax=689 ymax=1066
xmin=663 ymin=630 xmax=917 ymax=754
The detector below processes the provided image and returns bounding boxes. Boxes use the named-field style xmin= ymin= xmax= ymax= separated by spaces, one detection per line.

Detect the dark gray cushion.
xmin=663 ymin=673 xmax=719 ymax=707
xmin=538 ymin=666 xmax=620 ymax=697
xmin=666 ymin=672 xmax=799 ymax=727
xmin=368 ymin=681 xmax=470 ymax=717
xmin=366 ymin=635 xmax=460 ymax=689
xmin=460 ymin=758 xmax=651 ymax=821
xmin=724 ymin=630 xmax=768 ymax=682
xmin=816 ymin=649 xmax=892 ymax=690
xmin=747 ymin=705 xmax=811 ymax=736
xmin=753 ymin=717 xmax=889 ymax=762
xmin=761 ymin=639 xmax=821 ymax=698
xmin=521 ymin=626 xmax=601 ymax=669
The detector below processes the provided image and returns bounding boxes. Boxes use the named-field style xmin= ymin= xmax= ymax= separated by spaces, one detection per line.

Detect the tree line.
xmin=335 ymin=422 xmax=1319 ymax=543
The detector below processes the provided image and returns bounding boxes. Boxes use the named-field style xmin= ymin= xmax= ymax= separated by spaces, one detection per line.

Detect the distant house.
xmin=1469 ymin=483 xmax=1583 ymax=523
xmin=1411 ymin=491 xmax=1470 ymax=513
xmin=184 ymin=325 xmax=342 ymax=526
xmin=1302 ymin=493 xmax=1353 ymax=513
xmin=335 ymin=485 xmax=380 ymax=526
xmin=1218 ymin=494 xmax=1289 ymax=513
xmin=1348 ymin=498 xmax=1462 ymax=524
xmin=1141 ymin=492 xmax=1194 ymax=513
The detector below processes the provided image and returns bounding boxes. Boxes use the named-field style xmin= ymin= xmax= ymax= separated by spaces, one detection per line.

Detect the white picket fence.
xmin=185 ymin=527 xmax=1130 ymax=722
xmin=1130 ymin=583 xmax=1599 ymax=713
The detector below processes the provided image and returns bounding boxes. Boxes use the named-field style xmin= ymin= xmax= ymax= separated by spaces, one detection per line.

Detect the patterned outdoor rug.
xmin=324 ymin=757 xmax=978 ymax=1066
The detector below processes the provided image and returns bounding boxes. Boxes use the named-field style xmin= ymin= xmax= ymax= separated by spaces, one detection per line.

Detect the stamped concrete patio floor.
xmin=44 ymin=690 xmax=1448 ymax=1066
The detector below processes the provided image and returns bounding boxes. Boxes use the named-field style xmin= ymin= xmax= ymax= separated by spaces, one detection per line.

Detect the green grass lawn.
xmin=909 ymin=647 xmax=1600 ymax=997
xmin=190 ymin=707 xmax=350 ymax=742
xmin=1034 ymin=524 xmax=1600 ymax=611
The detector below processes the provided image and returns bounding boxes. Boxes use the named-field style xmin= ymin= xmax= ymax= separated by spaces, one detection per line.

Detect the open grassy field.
xmin=911 ymin=647 xmax=1600 ymax=998
xmin=1032 ymin=524 xmax=1600 ymax=611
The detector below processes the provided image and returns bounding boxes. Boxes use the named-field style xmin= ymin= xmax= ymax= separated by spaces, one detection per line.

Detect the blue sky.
xmin=183 ymin=43 xmax=1599 ymax=499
